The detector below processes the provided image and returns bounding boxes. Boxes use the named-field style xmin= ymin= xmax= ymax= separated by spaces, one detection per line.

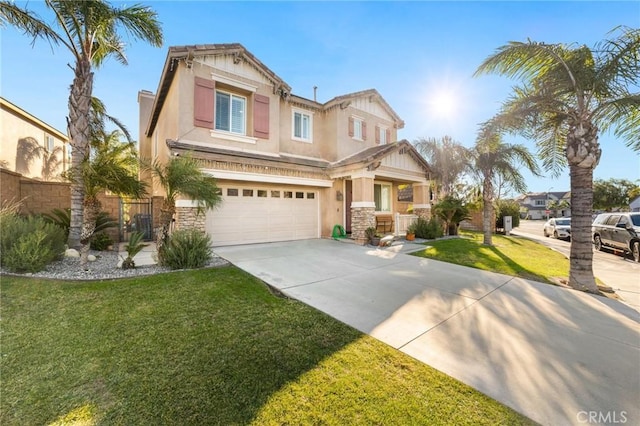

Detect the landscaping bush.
xmin=0 ymin=215 xmax=66 ymax=273
xmin=90 ymin=232 xmax=114 ymax=251
xmin=414 ymin=217 xmax=444 ymax=239
xmin=159 ymin=229 xmax=212 ymax=270
xmin=41 ymin=208 xmax=118 ymax=240
xmin=496 ymin=199 xmax=521 ymax=229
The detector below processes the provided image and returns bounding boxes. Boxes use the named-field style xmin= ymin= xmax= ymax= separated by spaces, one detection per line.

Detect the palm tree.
xmin=0 ymin=0 xmax=163 ymax=249
xmin=414 ymin=136 xmax=469 ymax=200
xmin=146 ymin=154 xmax=222 ymax=254
xmin=474 ymin=26 xmax=640 ymax=293
xmin=77 ymin=129 xmax=146 ymax=268
xmin=470 ymin=130 xmax=540 ymax=245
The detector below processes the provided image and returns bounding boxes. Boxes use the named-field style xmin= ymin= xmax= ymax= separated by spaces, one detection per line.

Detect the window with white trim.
xmin=45 ymin=134 xmax=54 ymax=151
xmin=378 ymin=126 xmax=388 ymax=145
xmin=355 ymin=118 xmax=364 ymax=140
xmin=292 ymin=109 xmax=312 ymax=142
xmin=374 ymin=183 xmax=392 ymax=212
xmin=215 ymin=90 xmax=246 ymax=135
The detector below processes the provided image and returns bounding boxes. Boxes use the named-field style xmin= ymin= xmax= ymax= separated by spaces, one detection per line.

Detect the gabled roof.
xmin=330 ymin=140 xmax=430 ymax=173
xmin=324 ymin=89 xmax=404 ymax=128
xmin=146 ymin=43 xmax=291 ymax=137
xmin=0 ymin=97 xmax=67 ymax=141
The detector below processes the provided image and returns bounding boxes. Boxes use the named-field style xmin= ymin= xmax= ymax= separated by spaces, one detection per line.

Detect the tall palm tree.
xmin=470 ymin=130 xmax=540 ymax=246
xmin=414 ymin=136 xmax=469 ymax=200
xmin=0 ymin=0 xmax=163 ymax=249
xmin=146 ymin=154 xmax=222 ymax=254
xmin=474 ymin=26 xmax=640 ymax=293
xmin=77 ymin=129 xmax=146 ymax=268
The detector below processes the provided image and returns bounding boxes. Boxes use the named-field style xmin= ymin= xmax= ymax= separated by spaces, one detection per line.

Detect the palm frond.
xmin=0 ymin=1 xmax=65 ymax=48
xmin=593 ymin=95 xmax=640 ymax=150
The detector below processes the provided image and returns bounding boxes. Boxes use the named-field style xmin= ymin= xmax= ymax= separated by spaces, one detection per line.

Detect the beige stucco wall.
xmin=1 ymin=100 xmax=67 ymax=180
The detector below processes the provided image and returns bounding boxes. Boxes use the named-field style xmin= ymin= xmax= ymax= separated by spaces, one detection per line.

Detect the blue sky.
xmin=1 ymin=1 xmax=638 ymax=194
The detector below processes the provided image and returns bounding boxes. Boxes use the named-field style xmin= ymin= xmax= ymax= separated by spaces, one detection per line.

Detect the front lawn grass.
xmin=1 ymin=266 xmax=532 ymax=425
xmin=412 ymin=231 xmax=569 ymax=284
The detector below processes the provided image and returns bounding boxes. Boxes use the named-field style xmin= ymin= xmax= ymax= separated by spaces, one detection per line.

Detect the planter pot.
xmin=370 ymin=237 xmax=381 ymax=246
xmin=406 ymin=233 xmax=415 ymax=241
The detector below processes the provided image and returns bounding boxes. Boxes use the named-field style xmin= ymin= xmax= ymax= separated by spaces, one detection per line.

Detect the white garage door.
xmin=206 ymin=185 xmax=319 ymax=246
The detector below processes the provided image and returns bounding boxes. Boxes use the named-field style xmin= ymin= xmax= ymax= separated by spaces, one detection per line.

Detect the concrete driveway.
xmin=214 ymin=238 xmax=640 ymax=426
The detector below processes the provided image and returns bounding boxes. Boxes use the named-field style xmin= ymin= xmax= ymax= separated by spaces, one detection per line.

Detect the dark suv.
xmin=592 ymin=212 xmax=640 ymax=262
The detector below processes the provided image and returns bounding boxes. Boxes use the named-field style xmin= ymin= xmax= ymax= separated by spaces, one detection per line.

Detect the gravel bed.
xmin=0 ymin=250 xmax=230 ymax=281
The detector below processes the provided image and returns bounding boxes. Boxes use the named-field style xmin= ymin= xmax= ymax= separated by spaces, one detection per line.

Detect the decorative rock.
xmin=88 ymin=255 xmax=97 ymax=262
xmin=380 ymin=235 xmax=395 ymax=247
xmin=65 ymin=248 xmax=80 ymax=258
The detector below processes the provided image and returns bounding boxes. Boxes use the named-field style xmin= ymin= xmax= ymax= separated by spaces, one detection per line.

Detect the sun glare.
xmin=429 ymin=90 xmax=458 ymax=119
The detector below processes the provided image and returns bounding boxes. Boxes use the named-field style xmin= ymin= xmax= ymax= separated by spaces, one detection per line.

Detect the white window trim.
xmin=374 ymin=181 xmax=392 ymax=212
xmin=210 ymin=72 xmax=257 ymax=93
xmin=210 ymin=130 xmax=257 ymax=144
xmin=45 ymin=134 xmax=55 ymax=151
xmin=292 ymin=108 xmax=313 ymax=143
xmin=215 ymin=89 xmax=247 ymax=135
xmin=352 ymin=115 xmax=364 ymax=141
xmin=378 ymin=125 xmax=389 ymax=145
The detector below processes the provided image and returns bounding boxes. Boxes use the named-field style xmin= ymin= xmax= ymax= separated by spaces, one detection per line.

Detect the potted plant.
xmin=406 ymin=222 xmax=417 ymax=241
xmin=364 ymin=226 xmax=381 ymax=246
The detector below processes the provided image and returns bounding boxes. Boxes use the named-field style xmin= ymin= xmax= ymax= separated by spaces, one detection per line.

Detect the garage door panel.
xmin=206 ymin=185 xmax=319 ymax=246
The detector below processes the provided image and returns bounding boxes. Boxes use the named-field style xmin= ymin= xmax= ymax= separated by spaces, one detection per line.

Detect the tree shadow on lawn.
xmin=0 ymin=267 xmax=362 ymax=425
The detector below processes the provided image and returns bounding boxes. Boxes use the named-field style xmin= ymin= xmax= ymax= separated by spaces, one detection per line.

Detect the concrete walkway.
xmin=215 ymin=238 xmax=640 ymax=426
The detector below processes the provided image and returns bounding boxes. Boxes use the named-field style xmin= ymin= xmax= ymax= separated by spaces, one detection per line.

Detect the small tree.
xmin=433 ymin=196 xmax=470 ymax=236
xmin=145 ymin=154 xmax=222 ymax=259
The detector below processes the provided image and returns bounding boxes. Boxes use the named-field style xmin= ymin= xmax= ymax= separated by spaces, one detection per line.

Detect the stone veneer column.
xmin=351 ymin=204 xmax=376 ymax=244
xmin=350 ymin=173 xmax=376 ymax=244
xmin=174 ymin=200 xmax=206 ymax=232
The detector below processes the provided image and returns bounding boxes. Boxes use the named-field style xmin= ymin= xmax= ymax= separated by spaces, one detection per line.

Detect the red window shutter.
xmin=375 ymin=126 xmax=380 ymax=145
xmin=194 ymin=77 xmax=215 ymax=128
xmin=348 ymin=117 xmax=354 ymax=137
xmin=386 ymin=129 xmax=391 ymax=144
xmin=362 ymin=121 xmax=367 ymax=140
xmin=254 ymin=94 xmax=270 ymax=139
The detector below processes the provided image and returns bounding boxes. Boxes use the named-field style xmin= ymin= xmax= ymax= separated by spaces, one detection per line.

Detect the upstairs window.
xmin=215 ymin=90 xmax=246 ymax=135
xmin=45 ymin=135 xmax=54 ymax=151
xmin=293 ymin=110 xmax=312 ymax=142
xmin=349 ymin=116 xmax=366 ymax=141
xmin=375 ymin=125 xmax=391 ymax=145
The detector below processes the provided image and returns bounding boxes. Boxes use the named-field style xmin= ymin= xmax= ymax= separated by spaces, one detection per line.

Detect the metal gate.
xmin=120 ymin=199 xmax=153 ymax=242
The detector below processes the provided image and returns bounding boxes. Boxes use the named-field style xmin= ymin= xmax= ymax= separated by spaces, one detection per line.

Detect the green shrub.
xmin=160 ymin=229 xmax=212 ymax=270
xmin=90 ymin=232 xmax=114 ymax=251
xmin=495 ymin=199 xmax=521 ymax=229
xmin=414 ymin=217 xmax=444 ymax=240
xmin=0 ymin=215 xmax=65 ymax=272
xmin=41 ymin=208 xmax=118 ymax=240
xmin=121 ymin=232 xmax=148 ymax=270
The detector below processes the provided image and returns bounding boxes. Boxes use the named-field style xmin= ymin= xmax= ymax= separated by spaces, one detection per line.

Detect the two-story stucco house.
xmin=1 ymin=97 xmax=68 ymax=181
xmin=138 ymin=44 xmax=433 ymax=246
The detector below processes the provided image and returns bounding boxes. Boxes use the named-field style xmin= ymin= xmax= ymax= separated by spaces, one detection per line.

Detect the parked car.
xmin=543 ymin=218 xmax=571 ymax=240
xmin=592 ymin=212 xmax=640 ymax=262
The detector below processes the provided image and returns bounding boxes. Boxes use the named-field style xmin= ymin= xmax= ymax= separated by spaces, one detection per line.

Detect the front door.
xmin=345 ymin=180 xmax=353 ymax=233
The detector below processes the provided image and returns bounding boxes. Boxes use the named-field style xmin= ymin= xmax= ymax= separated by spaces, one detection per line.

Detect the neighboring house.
xmin=516 ymin=191 xmax=571 ymax=220
xmin=630 ymin=195 xmax=640 ymax=212
xmin=139 ymin=43 xmax=433 ymax=246
xmin=0 ymin=97 xmax=68 ymax=180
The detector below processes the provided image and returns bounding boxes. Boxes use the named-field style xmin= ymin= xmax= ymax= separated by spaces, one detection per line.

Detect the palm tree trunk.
xmin=156 ymin=200 xmax=176 ymax=264
xmin=483 ymin=178 xmax=494 ymax=245
xmin=79 ymin=196 xmax=101 ymax=269
xmin=67 ymin=58 xmax=93 ymax=249
xmin=566 ymin=120 xmax=600 ymax=293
